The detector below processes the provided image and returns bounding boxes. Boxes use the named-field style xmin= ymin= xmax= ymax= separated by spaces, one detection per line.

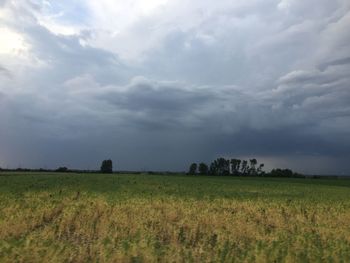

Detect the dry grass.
xmin=0 ymin=173 xmax=350 ymax=262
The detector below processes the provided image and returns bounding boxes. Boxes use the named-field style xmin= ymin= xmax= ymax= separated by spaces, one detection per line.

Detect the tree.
xmin=230 ymin=159 xmax=241 ymax=175
xmin=209 ymin=161 xmax=218 ymax=175
xmin=56 ymin=167 xmax=68 ymax=172
xmin=236 ymin=159 xmax=241 ymax=174
xmin=241 ymin=160 xmax=249 ymax=175
xmin=270 ymin=168 xmax=293 ymax=177
xmin=198 ymin=163 xmax=209 ymax=175
xmin=257 ymin=163 xmax=265 ymax=175
xmin=219 ymin=158 xmax=230 ymax=175
xmin=209 ymin=158 xmax=230 ymax=176
xmin=100 ymin=159 xmax=113 ymax=173
xmin=249 ymin=159 xmax=258 ymax=175
xmin=188 ymin=163 xmax=197 ymax=175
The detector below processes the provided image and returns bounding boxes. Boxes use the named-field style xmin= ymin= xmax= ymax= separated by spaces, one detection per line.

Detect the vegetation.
xmin=189 ymin=158 xmax=301 ymax=177
xmin=100 ymin=159 xmax=113 ymax=173
xmin=55 ymin=167 xmax=69 ymax=172
xmin=188 ymin=163 xmax=197 ymax=175
xmin=270 ymin=168 xmax=303 ymax=178
xmin=0 ymin=172 xmax=350 ymax=262
xmin=198 ymin=163 xmax=209 ymax=175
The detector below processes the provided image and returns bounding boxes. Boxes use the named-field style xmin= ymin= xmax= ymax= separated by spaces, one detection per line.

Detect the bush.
xmin=269 ymin=168 xmax=304 ymax=178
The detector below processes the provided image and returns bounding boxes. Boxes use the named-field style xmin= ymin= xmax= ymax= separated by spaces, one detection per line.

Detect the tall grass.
xmin=0 ymin=173 xmax=350 ymax=262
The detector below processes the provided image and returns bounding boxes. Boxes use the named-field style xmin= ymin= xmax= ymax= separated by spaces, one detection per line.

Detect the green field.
xmin=0 ymin=172 xmax=350 ymax=262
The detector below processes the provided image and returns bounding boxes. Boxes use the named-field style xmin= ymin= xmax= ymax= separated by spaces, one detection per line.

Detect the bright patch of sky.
xmin=0 ymin=27 xmax=28 ymax=54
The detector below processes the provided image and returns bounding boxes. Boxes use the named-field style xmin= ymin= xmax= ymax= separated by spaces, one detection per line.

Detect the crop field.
xmin=0 ymin=172 xmax=350 ymax=262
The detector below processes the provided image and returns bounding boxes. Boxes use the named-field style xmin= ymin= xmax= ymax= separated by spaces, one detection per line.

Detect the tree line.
xmin=188 ymin=158 xmax=302 ymax=177
xmin=0 ymin=158 xmax=304 ymax=178
xmin=57 ymin=159 xmax=113 ymax=173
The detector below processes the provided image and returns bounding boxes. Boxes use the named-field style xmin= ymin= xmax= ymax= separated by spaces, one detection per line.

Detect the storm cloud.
xmin=0 ymin=0 xmax=349 ymax=174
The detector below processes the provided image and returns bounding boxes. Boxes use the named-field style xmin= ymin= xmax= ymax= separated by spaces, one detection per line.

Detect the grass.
xmin=0 ymin=172 xmax=350 ymax=262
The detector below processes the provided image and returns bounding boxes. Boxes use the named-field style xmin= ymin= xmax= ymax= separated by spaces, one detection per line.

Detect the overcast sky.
xmin=0 ymin=0 xmax=350 ymax=174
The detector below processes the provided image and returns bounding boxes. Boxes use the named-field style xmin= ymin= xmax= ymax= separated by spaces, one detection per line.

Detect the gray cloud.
xmin=0 ymin=65 xmax=11 ymax=78
xmin=0 ymin=1 xmax=349 ymax=174
xmin=319 ymin=57 xmax=350 ymax=71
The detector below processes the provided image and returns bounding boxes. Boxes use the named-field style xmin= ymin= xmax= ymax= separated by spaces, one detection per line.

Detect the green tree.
xmin=241 ymin=160 xmax=249 ymax=175
xmin=188 ymin=163 xmax=197 ymax=175
xmin=230 ymin=159 xmax=241 ymax=175
xmin=257 ymin=163 xmax=265 ymax=175
xmin=249 ymin=159 xmax=258 ymax=175
xmin=210 ymin=158 xmax=230 ymax=176
xmin=236 ymin=159 xmax=241 ymax=174
xmin=209 ymin=161 xmax=218 ymax=175
xmin=198 ymin=163 xmax=209 ymax=175
xmin=218 ymin=158 xmax=230 ymax=175
xmin=55 ymin=167 xmax=68 ymax=172
xmin=100 ymin=159 xmax=113 ymax=173
xmin=270 ymin=168 xmax=295 ymax=177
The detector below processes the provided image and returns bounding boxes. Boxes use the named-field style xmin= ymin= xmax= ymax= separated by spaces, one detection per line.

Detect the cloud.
xmin=0 ymin=65 xmax=11 ymax=77
xmin=0 ymin=0 xmax=349 ymax=174
xmin=319 ymin=57 xmax=350 ymax=71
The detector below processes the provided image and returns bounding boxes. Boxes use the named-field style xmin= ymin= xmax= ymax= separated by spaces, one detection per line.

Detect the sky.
xmin=0 ymin=0 xmax=350 ymax=174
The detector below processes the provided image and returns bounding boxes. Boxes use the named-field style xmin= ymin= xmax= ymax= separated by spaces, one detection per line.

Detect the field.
xmin=0 ymin=172 xmax=350 ymax=262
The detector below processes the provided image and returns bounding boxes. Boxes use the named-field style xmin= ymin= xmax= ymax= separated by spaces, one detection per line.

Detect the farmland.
xmin=0 ymin=172 xmax=350 ymax=262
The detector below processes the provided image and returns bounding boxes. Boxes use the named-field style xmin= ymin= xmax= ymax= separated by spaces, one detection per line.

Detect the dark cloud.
xmin=0 ymin=1 xmax=350 ymax=174
xmin=319 ymin=57 xmax=350 ymax=71
xmin=21 ymin=26 xmax=130 ymax=86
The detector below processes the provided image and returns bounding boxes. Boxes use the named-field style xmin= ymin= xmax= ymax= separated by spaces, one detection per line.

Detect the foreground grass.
xmin=0 ymin=173 xmax=350 ymax=262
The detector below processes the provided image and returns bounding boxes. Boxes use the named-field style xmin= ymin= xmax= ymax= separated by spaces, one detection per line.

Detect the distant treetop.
xmin=100 ymin=159 xmax=113 ymax=173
